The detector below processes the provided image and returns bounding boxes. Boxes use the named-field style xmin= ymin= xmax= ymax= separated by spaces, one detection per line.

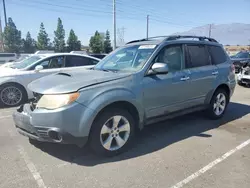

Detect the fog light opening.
xmin=48 ymin=130 xmax=62 ymax=142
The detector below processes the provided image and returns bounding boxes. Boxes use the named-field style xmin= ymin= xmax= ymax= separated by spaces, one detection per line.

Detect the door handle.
xmin=180 ymin=76 xmax=190 ymax=81
xmin=212 ymin=71 xmax=219 ymax=75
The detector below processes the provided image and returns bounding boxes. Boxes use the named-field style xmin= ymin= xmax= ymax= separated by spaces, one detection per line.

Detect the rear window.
xmin=186 ymin=45 xmax=210 ymax=68
xmin=208 ymin=46 xmax=227 ymax=64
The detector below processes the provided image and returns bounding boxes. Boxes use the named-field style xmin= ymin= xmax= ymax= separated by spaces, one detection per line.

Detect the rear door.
xmin=185 ymin=44 xmax=218 ymax=105
xmin=64 ymin=55 xmax=98 ymax=70
xmin=208 ymin=45 xmax=231 ymax=85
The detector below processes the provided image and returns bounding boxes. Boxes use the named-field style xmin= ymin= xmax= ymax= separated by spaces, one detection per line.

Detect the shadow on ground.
xmin=30 ymin=102 xmax=250 ymax=166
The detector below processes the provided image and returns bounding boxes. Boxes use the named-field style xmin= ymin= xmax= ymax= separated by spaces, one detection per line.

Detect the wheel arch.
xmin=205 ymin=83 xmax=231 ymax=104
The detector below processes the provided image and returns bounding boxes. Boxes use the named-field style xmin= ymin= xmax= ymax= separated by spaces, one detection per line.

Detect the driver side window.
xmin=37 ymin=56 xmax=65 ymax=69
xmin=155 ymin=45 xmax=183 ymax=72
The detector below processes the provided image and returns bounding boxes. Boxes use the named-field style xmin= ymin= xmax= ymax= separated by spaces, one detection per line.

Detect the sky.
xmin=1 ymin=0 xmax=249 ymax=46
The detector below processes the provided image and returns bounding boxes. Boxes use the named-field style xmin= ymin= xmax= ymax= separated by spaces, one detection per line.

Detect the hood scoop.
xmin=57 ymin=72 xmax=72 ymax=77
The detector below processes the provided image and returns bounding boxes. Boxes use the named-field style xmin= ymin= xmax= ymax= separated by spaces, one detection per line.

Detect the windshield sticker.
xmin=138 ymin=45 xmax=156 ymax=49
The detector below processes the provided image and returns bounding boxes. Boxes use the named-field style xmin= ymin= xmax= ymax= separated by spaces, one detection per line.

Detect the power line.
xmin=13 ymin=0 xmax=113 ymax=14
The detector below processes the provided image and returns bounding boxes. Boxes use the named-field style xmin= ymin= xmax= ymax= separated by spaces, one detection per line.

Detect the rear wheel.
xmin=89 ymin=108 xmax=136 ymax=157
xmin=207 ymin=89 xmax=229 ymax=119
xmin=0 ymin=83 xmax=27 ymax=107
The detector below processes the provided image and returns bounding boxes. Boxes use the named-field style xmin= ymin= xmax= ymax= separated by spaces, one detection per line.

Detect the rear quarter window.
xmin=208 ymin=45 xmax=227 ymax=64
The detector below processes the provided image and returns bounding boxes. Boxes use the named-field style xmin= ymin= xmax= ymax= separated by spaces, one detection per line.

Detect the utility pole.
xmin=3 ymin=0 xmax=7 ymax=27
xmin=113 ymin=0 xmax=116 ymax=49
xmin=146 ymin=15 xmax=149 ymax=39
xmin=0 ymin=16 xmax=4 ymax=51
xmin=208 ymin=24 xmax=212 ymax=38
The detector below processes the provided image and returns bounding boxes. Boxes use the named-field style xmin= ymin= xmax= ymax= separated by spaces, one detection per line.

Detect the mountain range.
xmin=174 ymin=23 xmax=250 ymax=45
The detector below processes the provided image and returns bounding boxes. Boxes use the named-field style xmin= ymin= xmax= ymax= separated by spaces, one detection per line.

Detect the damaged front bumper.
xmin=12 ymin=104 xmax=88 ymax=147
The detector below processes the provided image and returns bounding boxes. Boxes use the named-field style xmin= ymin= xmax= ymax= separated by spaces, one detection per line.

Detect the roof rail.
xmin=164 ymin=35 xmax=218 ymax=43
xmin=126 ymin=35 xmax=218 ymax=44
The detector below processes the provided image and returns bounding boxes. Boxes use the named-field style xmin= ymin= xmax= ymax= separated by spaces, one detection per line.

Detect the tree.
xmin=22 ymin=32 xmax=36 ymax=53
xmin=103 ymin=30 xmax=113 ymax=53
xmin=37 ymin=22 xmax=50 ymax=50
xmin=89 ymin=31 xmax=103 ymax=53
xmin=3 ymin=17 xmax=22 ymax=53
xmin=54 ymin=18 xmax=65 ymax=52
xmin=67 ymin=29 xmax=81 ymax=52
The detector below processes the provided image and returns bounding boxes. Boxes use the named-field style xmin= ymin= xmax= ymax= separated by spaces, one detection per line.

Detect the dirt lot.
xmin=1 ymin=85 xmax=250 ymax=188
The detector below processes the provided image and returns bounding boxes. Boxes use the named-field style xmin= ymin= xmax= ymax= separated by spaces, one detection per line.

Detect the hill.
xmin=174 ymin=23 xmax=250 ymax=45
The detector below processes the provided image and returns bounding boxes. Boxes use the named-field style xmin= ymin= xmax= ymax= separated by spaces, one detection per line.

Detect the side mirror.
xmin=148 ymin=62 xmax=169 ymax=75
xmin=35 ymin=65 xmax=43 ymax=72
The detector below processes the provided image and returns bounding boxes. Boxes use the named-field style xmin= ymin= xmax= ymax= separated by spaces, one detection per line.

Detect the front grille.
xmin=242 ymin=79 xmax=250 ymax=83
xmin=30 ymin=92 xmax=43 ymax=111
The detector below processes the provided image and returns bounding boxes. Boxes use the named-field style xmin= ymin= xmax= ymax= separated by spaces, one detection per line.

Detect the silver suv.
xmin=13 ymin=35 xmax=236 ymax=156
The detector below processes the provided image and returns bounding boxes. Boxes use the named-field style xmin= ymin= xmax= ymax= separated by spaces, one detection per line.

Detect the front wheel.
xmin=0 ymin=83 xmax=27 ymax=107
xmin=207 ymin=89 xmax=229 ymax=119
xmin=89 ymin=108 xmax=136 ymax=157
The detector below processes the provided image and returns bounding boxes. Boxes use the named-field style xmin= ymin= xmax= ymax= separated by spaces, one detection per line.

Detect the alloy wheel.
xmin=100 ymin=115 xmax=131 ymax=151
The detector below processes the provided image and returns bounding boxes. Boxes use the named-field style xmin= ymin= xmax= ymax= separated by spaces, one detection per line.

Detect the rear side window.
xmin=208 ymin=46 xmax=227 ymax=64
xmin=65 ymin=56 xmax=96 ymax=67
xmin=186 ymin=45 xmax=210 ymax=68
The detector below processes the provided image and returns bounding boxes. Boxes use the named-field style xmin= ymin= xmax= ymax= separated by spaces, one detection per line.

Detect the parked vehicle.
xmin=0 ymin=53 xmax=17 ymax=64
xmin=230 ymin=51 xmax=250 ymax=73
xmin=236 ymin=62 xmax=250 ymax=86
xmin=13 ymin=35 xmax=236 ymax=156
xmin=1 ymin=54 xmax=32 ymax=68
xmin=89 ymin=53 xmax=107 ymax=59
xmin=0 ymin=53 xmax=100 ymax=107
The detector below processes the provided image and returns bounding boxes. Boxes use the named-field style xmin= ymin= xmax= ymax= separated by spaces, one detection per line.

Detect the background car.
xmin=0 ymin=53 xmax=17 ymax=64
xmin=0 ymin=53 xmax=100 ymax=107
xmin=230 ymin=51 xmax=250 ymax=73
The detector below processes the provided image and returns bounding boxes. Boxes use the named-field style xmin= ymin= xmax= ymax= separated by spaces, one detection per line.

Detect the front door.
xmin=142 ymin=44 xmax=192 ymax=119
xmin=24 ymin=56 xmax=65 ymax=86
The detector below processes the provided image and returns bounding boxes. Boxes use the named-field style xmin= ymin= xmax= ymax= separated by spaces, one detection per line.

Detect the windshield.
xmin=234 ymin=52 xmax=250 ymax=58
xmin=94 ymin=44 xmax=157 ymax=72
xmin=12 ymin=55 xmax=43 ymax=69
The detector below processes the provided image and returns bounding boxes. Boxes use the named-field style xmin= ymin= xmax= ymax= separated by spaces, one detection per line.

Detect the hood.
xmin=231 ymin=58 xmax=249 ymax=62
xmin=28 ymin=69 xmax=132 ymax=94
xmin=0 ymin=67 xmax=21 ymax=77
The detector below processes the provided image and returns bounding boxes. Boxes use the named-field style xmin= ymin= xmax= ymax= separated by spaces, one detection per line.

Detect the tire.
xmin=207 ymin=89 xmax=229 ymax=120
xmin=89 ymin=108 xmax=136 ymax=157
xmin=0 ymin=83 xmax=27 ymax=107
xmin=237 ymin=81 xmax=244 ymax=86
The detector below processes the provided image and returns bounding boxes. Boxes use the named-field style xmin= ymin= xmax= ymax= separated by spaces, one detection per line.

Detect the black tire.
xmin=237 ymin=81 xmax=244 ymax=86
xmin=0 ymin=83 xmax=27 ymax=108
xmin=207 ymin=89 xmax=229 ymax=120
xmin=89 ymin=108 xmax=136 ymax=157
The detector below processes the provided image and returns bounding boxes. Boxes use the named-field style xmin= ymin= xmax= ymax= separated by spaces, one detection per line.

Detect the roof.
xmin=35 ymin=53 xmax=101 ymax=61
xmin=125 ymin=35 xmax=220 ymax=46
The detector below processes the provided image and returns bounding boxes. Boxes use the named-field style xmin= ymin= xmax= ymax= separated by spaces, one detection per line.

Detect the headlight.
xmin=36 ymin=92 xmax=80 ymax=110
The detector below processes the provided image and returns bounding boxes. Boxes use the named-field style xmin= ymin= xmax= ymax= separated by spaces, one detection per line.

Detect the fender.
xmin=77 ymin=87 xmax=144 ymax=136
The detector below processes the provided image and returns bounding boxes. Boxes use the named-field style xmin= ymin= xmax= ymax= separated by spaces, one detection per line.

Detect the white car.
xmin=0 ymin=53 xmax=17 ymax=64
xmin=0 ymin=53 xmax=100 ymax=107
